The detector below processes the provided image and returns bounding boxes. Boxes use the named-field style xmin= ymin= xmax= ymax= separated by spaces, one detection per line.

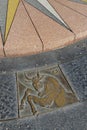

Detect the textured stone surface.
xmin=4 ymin=1 xmax=42 ymax=57
xmin=23 ymin=0 xmax=75 ymax=52
xmin=0 ymin=73 xmax=18 ymax=120
xmin=55 ymin=38 xmax=87 ymax=63
xmin=60 ymin=55 xmax=87 ymax=100
xmin=0 ymin=51 xmax=58 ymax=72
xmin=25 ymin=0 xmax=67 ymax=28
xmin=62 ymin=102 xmax=87 ymax=130
xmin=0 ymin=117 xmax=37 ymax=130
xmin=0 ymin=101 xmax=87 ymax=130
xmin=0 ymin=0 xmax=8 ymax=41
xmin=56 ymin=0 xmax=87 ymax=17
xmin=68 ymin=0 xmax=87 ymax=5
xmin=0 ymin=38 xmax=87 ymax=72
xmin=0 ymin=32 xmax=4 ymax=57
xmin=0 ymin=39 xmax=87 ymax=72
xmin=49 ymin=0 xmax=87 ymax=41
xmin=37 ymin=102 xmax=87 ymax=130
xmin=37 ymin=109 xmax=66 ymax=130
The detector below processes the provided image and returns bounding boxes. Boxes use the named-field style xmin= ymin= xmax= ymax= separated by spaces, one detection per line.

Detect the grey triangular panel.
xmin=0 ymin=0 xmax=8 ymax=41
xmin=25 ymin=0 xmax=72 ymax=32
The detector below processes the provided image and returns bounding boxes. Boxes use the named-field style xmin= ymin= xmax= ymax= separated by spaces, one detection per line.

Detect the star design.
xmin=0 ymin=0 xmax=87 ymax=43
xmin=0 ymin=0 xmax=20 ymax=42
xmin=25 ymin=0 xmax=72 ymax=32
xmin=0 ymin=0 xmax=73 ymax=43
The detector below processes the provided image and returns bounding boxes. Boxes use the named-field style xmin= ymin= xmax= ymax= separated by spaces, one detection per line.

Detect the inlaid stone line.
xmin=69 ymin=0 xmax=87 ymax=4
xmin=0 ymin=30 xmax=4 ymax=57
xmin=17 ymin=64 xmax=78 ymax=118
xmin=49 ymin=0 xmax=87 ymax=41
xmin=24 ymin=0 xmax=72 ymax=32
xmin=55 ymin=0 xmax=87 ymax=17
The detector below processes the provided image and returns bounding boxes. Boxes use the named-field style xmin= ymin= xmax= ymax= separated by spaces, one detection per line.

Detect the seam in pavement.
xmin=4 ymin=0 xmax=20 ymax=45
xmin=3 ymin=46 xmax=6 ymax=57
xmin=22 ymin=0 xmax=44 ymax=52
xmin=0 ymin=27 xmax=6 ymax=56
xmin=15 ymin=73 xmax=20 ymax=119
xmin=54 ymin=0 xmax=87 ymax=18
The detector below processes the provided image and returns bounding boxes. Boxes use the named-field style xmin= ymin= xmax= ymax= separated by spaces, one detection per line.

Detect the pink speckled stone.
xmin=23 ymin=0 xmax=75 ymax=52
xmin=4 ymin=1 xmax=42 ymax=57
xmin=48 ymin=0 xmax=87 ymax=41
xmin=55 ymin=0 xmax=87 ymax=17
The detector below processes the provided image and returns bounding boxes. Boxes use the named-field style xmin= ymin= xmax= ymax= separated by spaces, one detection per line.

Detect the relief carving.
xmin=17 ymin=65 xmax=77 ymax=117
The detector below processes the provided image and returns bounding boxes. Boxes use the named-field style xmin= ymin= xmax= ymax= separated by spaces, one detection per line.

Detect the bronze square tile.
xmin=17 ymin=65 xmax=78 ymax=117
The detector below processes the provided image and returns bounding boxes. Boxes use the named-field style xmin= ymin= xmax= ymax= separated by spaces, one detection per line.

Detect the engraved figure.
xmin=20 ymin=72 xmax=76 ymax=115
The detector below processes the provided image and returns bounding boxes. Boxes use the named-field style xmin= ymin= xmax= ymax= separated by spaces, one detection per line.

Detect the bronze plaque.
xmin=17 ymin=65 xmax=77 ymax=117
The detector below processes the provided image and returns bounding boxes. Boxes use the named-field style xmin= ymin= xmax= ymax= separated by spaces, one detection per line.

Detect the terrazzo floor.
xmin=0 ymin=0 xmax=87 ymax=129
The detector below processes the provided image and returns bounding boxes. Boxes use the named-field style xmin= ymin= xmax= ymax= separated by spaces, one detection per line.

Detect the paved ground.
xmin=0 ymin=0 xmax=87 ymax=57
xmin=0 ymin=0 xmax=87 ymax=130
xmin=0 ymin=38 xmax=87 ymax=130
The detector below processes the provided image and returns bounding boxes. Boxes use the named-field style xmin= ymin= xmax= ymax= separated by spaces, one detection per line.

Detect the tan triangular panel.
xmin=4 ymin=1 xmax=42 ymax=57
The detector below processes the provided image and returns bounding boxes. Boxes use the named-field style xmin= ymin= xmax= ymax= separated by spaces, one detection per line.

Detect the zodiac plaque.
xmin=17 ymin=65 xmax=78 ymax=117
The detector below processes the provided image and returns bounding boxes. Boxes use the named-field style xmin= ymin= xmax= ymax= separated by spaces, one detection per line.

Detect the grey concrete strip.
xmin=0 ymin=116 xmax=37 ymax=130
xmin=0 ymin=73 xmax=18 ymax=120
xmin=37 ymin=108 xmax=66 ymax=130
xmin=0 ymin=38 xmax=87 ymax=72
xmin=62 ymin=102 xmax=87 ymax=130
xmin=55 ymin=38 xmax=87 ymax=63
xmin=60 ymin=55 xmax=87 ymax=100
xmin=0 ymin=101 xmax=87 ymax=130
xmin=0 ymin=51 xmax=58 ymax=72
xmin=0 ymin=0 xmax=8 ymax=41
xmin=37 ymin=101 xmax=87 ymax=130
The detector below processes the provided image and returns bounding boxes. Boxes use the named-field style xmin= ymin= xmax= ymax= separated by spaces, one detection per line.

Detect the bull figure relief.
xmin=19 ymin=70 xmax=77 ymax=116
